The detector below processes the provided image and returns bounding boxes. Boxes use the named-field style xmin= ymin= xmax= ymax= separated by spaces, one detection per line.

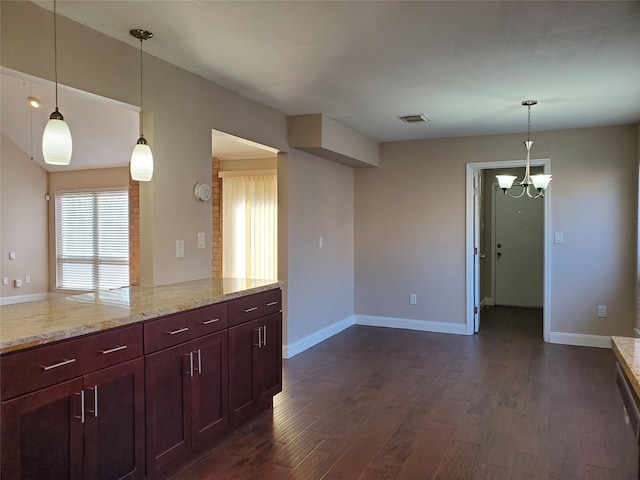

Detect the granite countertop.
xmin=0 ymin=277 xmax=284 ymax=355
xmin=612 ymin=336 xmax=640 ymax=398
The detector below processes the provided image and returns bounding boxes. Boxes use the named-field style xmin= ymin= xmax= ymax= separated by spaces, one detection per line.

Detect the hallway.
xmin=169 ymin=307 xmax=637 ymax=479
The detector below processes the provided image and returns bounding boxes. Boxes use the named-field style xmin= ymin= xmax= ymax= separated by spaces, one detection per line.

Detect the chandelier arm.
xmin=504 ymin=186 xmax=526 ymax=199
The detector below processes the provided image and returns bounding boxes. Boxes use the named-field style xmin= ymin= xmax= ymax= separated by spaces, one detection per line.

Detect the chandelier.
xmin=496 ymin=100 xmax=552 ymax=198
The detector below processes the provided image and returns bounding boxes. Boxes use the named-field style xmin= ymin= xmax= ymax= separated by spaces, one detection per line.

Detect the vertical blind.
xmin=56 ymin=189 xmax=129 ymax=290
xmin=222 ymin=175 xmax=277 ymax=280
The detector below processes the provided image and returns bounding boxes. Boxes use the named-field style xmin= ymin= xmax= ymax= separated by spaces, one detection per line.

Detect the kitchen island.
xmin=0 ymin=277 xmax=284 ymax=479
xmin=612 ymin=336 xmax=640 ymax=480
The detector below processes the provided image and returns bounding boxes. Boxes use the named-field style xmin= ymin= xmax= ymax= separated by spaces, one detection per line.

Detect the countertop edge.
xmin=611 ymin=336 xmax=640 ymax=399
xmin=0 ymin=281 xmax=284 ymax=355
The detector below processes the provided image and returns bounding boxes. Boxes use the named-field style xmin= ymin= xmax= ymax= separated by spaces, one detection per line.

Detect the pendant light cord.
xmin=139 ymin=38 xmax=144 ymax=137
xmin=53 ymin=0 xmax=59 ymax=111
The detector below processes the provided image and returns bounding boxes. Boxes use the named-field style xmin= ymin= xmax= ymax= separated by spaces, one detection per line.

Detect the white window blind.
xmin=222 ymin=175 xmax=277 ymax=280
xmin=56 ymin=189 xmax=129 ymax=290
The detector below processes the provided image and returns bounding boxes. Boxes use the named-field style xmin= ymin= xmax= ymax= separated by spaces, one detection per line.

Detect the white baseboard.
xmin=354 ymin=315 xmax=469 ymax=335
xmin=481 ymin=297 xmax=494 ymax=307
xmin=283 ymin=315 xmax=355 ymax=359
xmin=0 ymin=292 xmax=51 ymax=306
xmin=549 ymin=331 xmax=611 ymax=349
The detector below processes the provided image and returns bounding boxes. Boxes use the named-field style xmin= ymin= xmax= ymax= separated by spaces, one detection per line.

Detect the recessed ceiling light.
xmin=398 ymin=113 xmax=431 ymax=124
xmin=28 ymin=96 xmax=41 ymax=108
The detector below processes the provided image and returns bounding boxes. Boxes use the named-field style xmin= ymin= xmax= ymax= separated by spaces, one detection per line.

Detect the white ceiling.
xmin=5 ymin=0 xmax=639 ymax=169
xmin=32 ymin=0 xmax=639 ymax=144
xmin=1 ymin=70 xmax=139 ymax=172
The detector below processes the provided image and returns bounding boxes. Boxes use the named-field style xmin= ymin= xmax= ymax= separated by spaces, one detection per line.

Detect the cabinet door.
xmin=228 ymin=320 xmax=260 ymax=426
xmin=145 ymin=342 xmax=193 ymax=475
xmin=83 ymin=358 xmax=145 ymax=480
xmin=257 ymin=312 xmax=283 ymax=406
xmin=190 ymin=331 xmax=229 ymax=450
xmin=1 ymin=378 xmax=85 ymax=480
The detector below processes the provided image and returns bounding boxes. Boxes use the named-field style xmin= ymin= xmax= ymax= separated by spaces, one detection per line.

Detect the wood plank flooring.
xmin=168 ymin=307 xmax=638 ymax=479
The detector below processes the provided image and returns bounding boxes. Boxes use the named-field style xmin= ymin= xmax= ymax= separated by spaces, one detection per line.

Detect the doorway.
xmin=465 ymin=160 xmax=551 ymax=341
xmin=211 ymin=130 xmax=279 ymax=280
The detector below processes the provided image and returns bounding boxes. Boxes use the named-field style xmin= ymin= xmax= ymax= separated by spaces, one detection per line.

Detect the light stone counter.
xmin=612 ymin=336 xmax=640 ymax=399
xmin=0 ymin=277 xmax=284 ymax=355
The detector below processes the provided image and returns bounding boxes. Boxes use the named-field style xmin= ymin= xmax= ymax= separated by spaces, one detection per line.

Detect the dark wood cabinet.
xmin=145 ymin=330 xmax=228 ymax=477
xmin=0 ymin=358 xmax=145 ymax=480
xmin=84 ymin=358 xmax=145 ymax=480
xmin=1 ymin=287 xmax=282 ymax=480
xmin=1 ymin=378 xmax=85 ymax=480
xmin=229 ymin=312 xmax=282 ymax=427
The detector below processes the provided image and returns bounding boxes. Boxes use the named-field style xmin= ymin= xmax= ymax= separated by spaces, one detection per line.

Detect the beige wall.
xmin=47 ymin=167 xmax=129 ymax=290
xmin=286 ymin=150 xmax=355 ymax=343
xmin=1 ymin=1 xmax=357 ymax=350
xmin=220 ymin=157 xmax=277 ymax=172
xmin=355 ymin=125 xmax=638 ymax=337
xmin=0 ymin=135 xmax=49 ymax=298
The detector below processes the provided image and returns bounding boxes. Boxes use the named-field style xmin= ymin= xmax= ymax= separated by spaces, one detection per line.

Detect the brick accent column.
xmin=212 ymin=156 xmax=222 ymax=277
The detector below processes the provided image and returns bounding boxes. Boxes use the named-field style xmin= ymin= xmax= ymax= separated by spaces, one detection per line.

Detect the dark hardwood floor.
xmin=168 ymin=307 xmax=638 ymax=479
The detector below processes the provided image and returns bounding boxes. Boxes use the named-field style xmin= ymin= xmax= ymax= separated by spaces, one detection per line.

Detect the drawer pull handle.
xmin=73 ymin=391 xmax=85 ymax=424
xmin=166 ymin=327 xmax=189 ymax=335
xmin=243 ymin=306 xmax=258 ymax=313
xmin=87 ymin=386 xmax=98 ymax=418
xmin=100 ymin=345 xmax=128 ymax=355
xmin=266 ymin=301 xmax=278 ymax=307
xmin=201 ymin=318 xmax=220 ymax=325
xmin=41 ymin=358 xmax=76 ymax=371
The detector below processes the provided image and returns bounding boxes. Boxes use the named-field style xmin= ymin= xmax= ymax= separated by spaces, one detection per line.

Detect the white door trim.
xmin=465 ymin=159 xmax=551 ymax=342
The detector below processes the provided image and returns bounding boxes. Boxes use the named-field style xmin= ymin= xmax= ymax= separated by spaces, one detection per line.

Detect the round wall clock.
xmin=194 ymin=182 xmax=212 ymax=201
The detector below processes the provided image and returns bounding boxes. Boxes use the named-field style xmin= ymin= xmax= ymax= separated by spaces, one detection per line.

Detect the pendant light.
xmin=42 ymin=0 xmax=72 ymax=166
xmin=496 ymin=100 xmax=552 ymax=198
xmin=130 ymin=29 xmax=154 ymax=182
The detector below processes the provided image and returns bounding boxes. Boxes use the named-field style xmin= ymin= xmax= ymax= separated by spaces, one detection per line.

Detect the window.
xmin=56 ymin=189 xmax=129 ymax=290
xmin=222 ymin=175 xmax=277 ymax=280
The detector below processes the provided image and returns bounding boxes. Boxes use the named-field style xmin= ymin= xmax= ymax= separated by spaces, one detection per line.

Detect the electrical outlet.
xmin=14 ymin=279 xmax=22 ymax=288
xmin=25 ymin=275 xmax=31 ymax=284
xmin=197 ymin=232 xmax=205 ymax=250
xmin=2 ymin=277 xmax=8 ymax=285
xmin=176 ymin=240 xmax=185 ymax=258
xmin=9 ymin=251 xmax=16 ymax=260
xmin=410 ymin=294 xmax=417 ymax=305
xmin=597 ymin=305 xmax=607 ymax=318
xmin=319 ymin=237 xmax=324 ymax=248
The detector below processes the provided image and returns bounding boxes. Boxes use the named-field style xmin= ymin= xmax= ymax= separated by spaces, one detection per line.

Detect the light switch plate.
xmin=197 ymin=232 xmax=205 ymax=250
xmin=176 ymin=240 xmax=185 ymax=258
xmin=554 ymin=232 xmax=563 ymax=244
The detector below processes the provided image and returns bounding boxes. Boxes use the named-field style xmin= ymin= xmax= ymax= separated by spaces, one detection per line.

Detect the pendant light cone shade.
xmin=130 ymin=137 xmax=154 ymax=181
xmin=530 ymin=174 xmax=552 ymax=190
xmin=43 ymin=109 xmax=72 ymax=165
xmin=496 ymin=175 xmax=517 ymax=190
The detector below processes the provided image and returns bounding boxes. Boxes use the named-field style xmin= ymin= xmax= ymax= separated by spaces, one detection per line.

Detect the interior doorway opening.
xmin=211 ymin=130 xmax=279 ymax=280
xmin=465 ymin=159 xmax=551 ymax=341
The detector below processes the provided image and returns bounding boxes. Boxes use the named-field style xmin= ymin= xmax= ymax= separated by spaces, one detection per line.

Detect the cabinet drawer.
xmin=1 ymin=325 xmax=143 ymax=401
xmin=144 ymin=302 xmax=228 ymax=353
xmin=228 ymin=289 xmax=282 ymax=327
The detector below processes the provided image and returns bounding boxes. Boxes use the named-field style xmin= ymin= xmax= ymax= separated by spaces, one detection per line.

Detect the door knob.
xmin=479 ymin=254 xmax=486 ymax=259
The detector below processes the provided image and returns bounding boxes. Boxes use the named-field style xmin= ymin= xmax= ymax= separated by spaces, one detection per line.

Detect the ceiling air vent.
xmin=398 ymin=113 xmax=431 ymax=124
